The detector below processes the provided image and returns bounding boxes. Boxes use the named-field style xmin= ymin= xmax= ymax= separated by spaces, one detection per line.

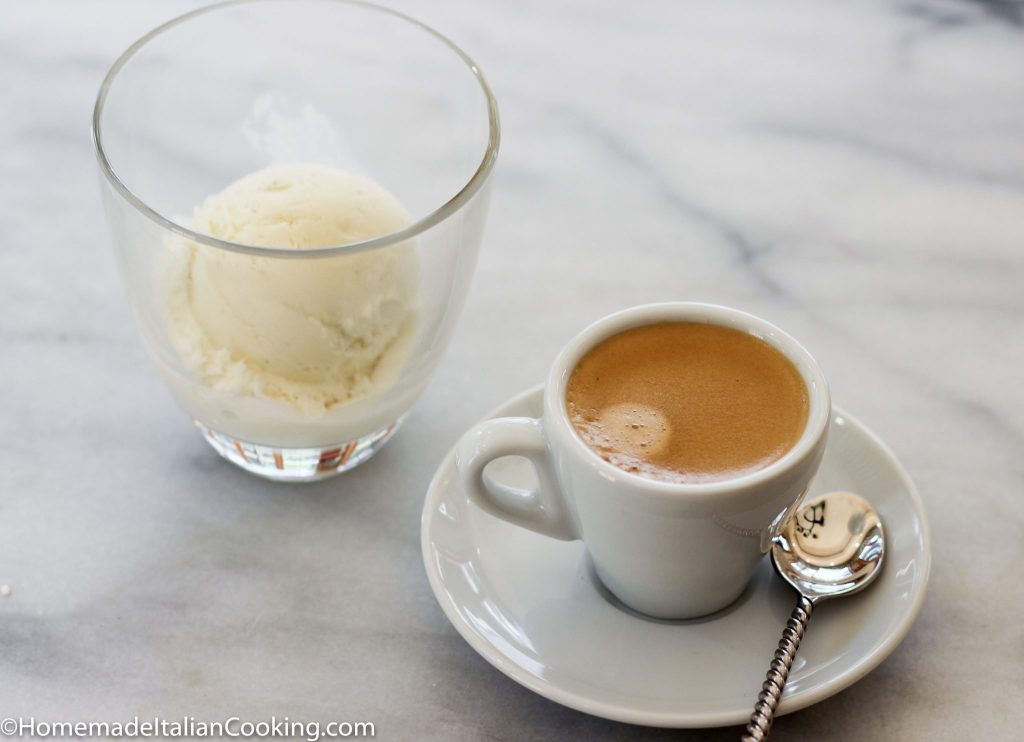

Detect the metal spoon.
xmin=741 ymin=491 xmax=886 ymax=741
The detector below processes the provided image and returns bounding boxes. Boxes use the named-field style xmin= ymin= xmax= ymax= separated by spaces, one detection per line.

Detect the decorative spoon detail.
xmin=741 ymin=491 xmax=886 ymax=741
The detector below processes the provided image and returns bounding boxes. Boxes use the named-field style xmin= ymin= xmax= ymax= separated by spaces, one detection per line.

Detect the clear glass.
xmin=94 ymin=0 xmax=499 ymax=481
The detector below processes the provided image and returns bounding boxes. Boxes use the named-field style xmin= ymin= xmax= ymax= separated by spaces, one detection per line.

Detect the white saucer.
xmin=421 ymin=385 xmax=931 ymax=728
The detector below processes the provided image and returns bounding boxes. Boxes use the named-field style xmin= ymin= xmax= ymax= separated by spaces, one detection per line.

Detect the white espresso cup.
xmin=455 ymin=303 xmax=831 ymax=619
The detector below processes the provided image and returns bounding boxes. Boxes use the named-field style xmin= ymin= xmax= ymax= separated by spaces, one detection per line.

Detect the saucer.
xmin=421 ymin=385 xmax=931 ymax=728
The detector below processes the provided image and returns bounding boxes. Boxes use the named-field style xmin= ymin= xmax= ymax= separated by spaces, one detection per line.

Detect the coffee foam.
xmin=565 ymin=322 xmax=809 ymax=484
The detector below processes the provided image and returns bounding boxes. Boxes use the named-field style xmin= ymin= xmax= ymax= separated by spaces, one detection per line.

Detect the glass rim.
xmin=91 ymin=0 xmax=500 ymax=259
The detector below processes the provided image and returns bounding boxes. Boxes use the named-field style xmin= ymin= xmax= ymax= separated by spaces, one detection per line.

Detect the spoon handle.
xmin=741 ymin=595 xmax=814 ymax=741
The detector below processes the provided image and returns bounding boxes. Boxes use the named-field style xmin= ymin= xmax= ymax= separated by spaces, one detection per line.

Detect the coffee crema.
xmin=565 ymin=322 xmax=809 ymax=484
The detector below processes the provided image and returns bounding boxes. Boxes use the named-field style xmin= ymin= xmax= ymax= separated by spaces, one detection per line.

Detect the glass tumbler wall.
xmin=94 ymin=1 xmax=499 ymax=481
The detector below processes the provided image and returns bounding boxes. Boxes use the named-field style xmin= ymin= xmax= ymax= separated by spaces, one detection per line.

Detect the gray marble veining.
xmin=1 ymin=0 xmax=1022 ymax=739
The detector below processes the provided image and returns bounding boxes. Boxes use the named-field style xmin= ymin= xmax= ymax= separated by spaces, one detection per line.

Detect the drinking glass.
xmin=94 ymin=0 xmax=499 ymax=481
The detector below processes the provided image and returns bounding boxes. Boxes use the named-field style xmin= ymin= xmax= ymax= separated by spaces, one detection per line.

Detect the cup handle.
xmin=455 ymin=417 xmax=580 ymax=541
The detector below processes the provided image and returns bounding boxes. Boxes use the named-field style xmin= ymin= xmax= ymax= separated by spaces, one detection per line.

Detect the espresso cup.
xmin=455 ymin=303 xmax=831 ymax=619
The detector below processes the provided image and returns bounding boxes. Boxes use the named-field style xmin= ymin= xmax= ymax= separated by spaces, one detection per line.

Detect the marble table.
xmin=2 ymin=1 xmax=1022 ymax=739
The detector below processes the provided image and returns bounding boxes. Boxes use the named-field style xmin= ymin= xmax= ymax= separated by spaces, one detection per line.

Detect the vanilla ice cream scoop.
xmin=167 ymin=164 xmax=419 ymax=413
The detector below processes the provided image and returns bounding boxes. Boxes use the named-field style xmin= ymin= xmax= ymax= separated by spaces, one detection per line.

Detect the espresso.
xmin=565 ymin=322 xmax=809 ymax=484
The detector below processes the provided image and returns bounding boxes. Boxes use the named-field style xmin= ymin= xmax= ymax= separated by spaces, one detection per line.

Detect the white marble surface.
xmin=2 ymin=0 xmax=1022 ymax=739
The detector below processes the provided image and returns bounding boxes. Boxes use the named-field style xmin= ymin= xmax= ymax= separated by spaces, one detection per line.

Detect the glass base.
xmin=195 ymin=419 xmax=401 ymax=482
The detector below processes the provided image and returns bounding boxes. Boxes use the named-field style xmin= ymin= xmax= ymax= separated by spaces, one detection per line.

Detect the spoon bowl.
xmin=773 ymin=490 xmax=885 ymax=602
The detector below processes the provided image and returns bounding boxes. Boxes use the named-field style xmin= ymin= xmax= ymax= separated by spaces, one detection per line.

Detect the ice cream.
xmin=165 ymin=164 xmax=419 ymax=416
